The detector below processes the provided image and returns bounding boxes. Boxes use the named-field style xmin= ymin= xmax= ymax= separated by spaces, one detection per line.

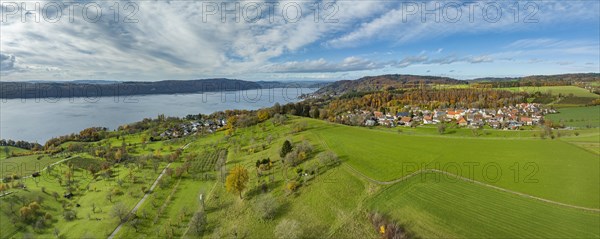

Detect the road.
xmin=107 ymin=142 xmax=191 ymax=239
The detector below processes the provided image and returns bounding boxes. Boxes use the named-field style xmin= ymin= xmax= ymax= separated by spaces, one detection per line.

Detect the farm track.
xmin=311 ymin=130 xmax=600 ymax=213
xmin=1 ymin=155 xmax=78 ymax=198
xmin=180 ymin=180 xmax=220 ymax=238
xmin=107 ymin=142 xmax=192 ymax=239
xmin=21 ymin=155 xmax=77 ymax=179
xmin=343 ymin=164 xmax=600 ymax=213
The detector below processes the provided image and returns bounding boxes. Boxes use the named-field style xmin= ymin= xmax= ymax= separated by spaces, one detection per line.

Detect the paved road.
xmin=107 ymin=142 xmax=191 ymax=239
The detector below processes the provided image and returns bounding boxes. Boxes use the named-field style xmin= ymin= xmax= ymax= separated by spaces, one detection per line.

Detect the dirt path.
xmin=107 ymin=142 xmax=192 ymax=239
xmin=313 ymin=132 xmax=599 ymax=213
xmin=343 ymin=164 xmax=600 ymax=213
xmin=21 ymin=155 xmax=77 ymax=179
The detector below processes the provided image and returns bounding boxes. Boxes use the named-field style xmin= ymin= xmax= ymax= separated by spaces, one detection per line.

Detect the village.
xmin=345 ymin=103 xmax=557 ymax=130
xmin=159 ymin=118 xmax=227 ymax=139
xmin=160 ymin=103 xmax=559 ymax=138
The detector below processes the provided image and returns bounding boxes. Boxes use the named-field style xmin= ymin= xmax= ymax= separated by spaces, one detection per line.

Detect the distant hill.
xmin=313 ymin=74 xmax=467 ymax=96
xmin=472 ymin=73 xmax=600 ymax=82
xmin=312 ymin=73 xmax=600 ymax=96
xmin=0 ymin=78 xmax=262 ymax=99
xmin=256 ymin=80 xmax=331 ymax=89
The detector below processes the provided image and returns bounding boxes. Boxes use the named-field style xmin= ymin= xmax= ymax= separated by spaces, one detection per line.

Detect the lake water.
xmin=0 ymin=87 xmax=316 ymax=143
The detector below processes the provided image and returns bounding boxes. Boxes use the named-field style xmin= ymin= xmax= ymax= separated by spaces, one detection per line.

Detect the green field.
xmin=0 ymin=146 xmax=32 ymax=160
xmin=368 ymin=173 xmax=600 ymax=238
xmin=0 ymin=154 xmax=64 ymax=178
xmin=502 ymin=86 xmax=599 ymax=98
xmin=546 ymin=106 xmax=600 ymax=128
xmin=190 ymin=117 xmax=599 ymax=238
xmin=307 ymin=118 xmax=599 ymax=208
xmin=562 ymin=134 xmax=600 ymax=155
xmin=2 ymin=115 xmax=599 ymax=239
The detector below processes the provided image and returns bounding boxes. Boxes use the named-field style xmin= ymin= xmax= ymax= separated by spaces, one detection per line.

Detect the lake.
xmin=0 ymin=87 xmax=316 ymax=143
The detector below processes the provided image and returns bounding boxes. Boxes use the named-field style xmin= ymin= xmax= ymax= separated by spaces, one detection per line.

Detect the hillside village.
xmin=346 ymin=103 xmax=557 ymax=130
xmin=160 ymin=118 xmax=227 ymax=138
xmin=160 ymin=103 xmax=559 ymax=139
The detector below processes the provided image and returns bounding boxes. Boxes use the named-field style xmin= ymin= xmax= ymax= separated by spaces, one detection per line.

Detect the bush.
xmin=63 ymin=210 xmax=77 ymax=221
xmin=112 ymin=188 xmax=124 ymax=196
xmin=291 ymin=121 xmax=308 ymax=133
xmin=254 ymin=194 xmax=279 ymax=221
xmin=317 ymin=151 xmax=340 ymax=167
xmin=274 ymin=219 xmax=301 ymax=239
xmin=285 ymin=180 xmax=300 ymax=194
xmin=367 ymin=211 xmax=414 ymax=239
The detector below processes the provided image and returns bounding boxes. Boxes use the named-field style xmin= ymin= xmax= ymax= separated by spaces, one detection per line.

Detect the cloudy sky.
xmin=1 ymin=0 xmax=599 ymax=81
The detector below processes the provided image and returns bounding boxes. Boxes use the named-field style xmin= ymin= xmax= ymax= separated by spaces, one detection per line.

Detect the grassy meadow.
xmin=309 ymin=118 xmax=599 ymax=208
xmin=0 ymin=146 xmax=31 ymax=160
xmin=501 ymin=86 xmax=598 ymax=98
xmin=2 ymin=115 xmax=599 ymax=239
xmin=546 ymin=105 xmax=600 ymax=128
xmin=368 ymin=173 xmax=600 ymax=238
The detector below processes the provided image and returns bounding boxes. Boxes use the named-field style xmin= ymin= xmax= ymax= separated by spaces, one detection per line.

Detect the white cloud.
xmin=263 ymin=57 xmax=382 ymax=73
xmin=0 ymin=0 xmax=598 ymax=81
xmin=0 ymin=53 xmax=16 ymax=72
xmin=328 ymin=1 xmax=599 ymax=47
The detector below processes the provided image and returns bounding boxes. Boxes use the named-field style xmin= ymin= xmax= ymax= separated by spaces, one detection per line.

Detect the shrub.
xmin=274 ymin=219 xmax=301 ymax=239
xmin=63 ymin=210 xmax=77 ymax=221
xmin=291 ymin=122 xmax=308 ymax=133
xmin=254 ymin=194 xmax=279 ymax=221
xmin=367 ymin=211 xmax=414 ymax=239
xmin=285 ymin=180 xmax=300 ymax=193
xmin=317 ymin=151 xmax=340 ymax=167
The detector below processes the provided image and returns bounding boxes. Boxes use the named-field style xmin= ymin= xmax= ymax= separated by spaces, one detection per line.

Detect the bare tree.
xmin=111 ymin=202 xmax=129 ymax=223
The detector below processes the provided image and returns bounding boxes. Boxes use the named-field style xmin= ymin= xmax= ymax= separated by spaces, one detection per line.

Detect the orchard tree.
xmin=190 ymin=210 xmax=206 ymax=235
xmin=225 ymin=165 xmax=249 ymax=199
xmin=257 ymin=109 xmax=270 ymax=122
xmin=274 ymin=219 xmax=301 ymax=239
xmin=254 ymin=194 xmax=279 ymax=221
xmin=280 ymin=140 xmax=292 ymax=158
xmin=111 ymin=202 xmax=129 ymax=222
xmin=437 ymin=124 xmax=446 ymax=134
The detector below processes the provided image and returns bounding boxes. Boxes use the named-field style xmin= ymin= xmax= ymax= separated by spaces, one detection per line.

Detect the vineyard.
xmin=188 ymin=148 xmax=227 ymax=173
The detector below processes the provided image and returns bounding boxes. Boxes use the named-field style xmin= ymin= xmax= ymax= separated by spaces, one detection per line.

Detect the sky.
xmin=0 ymin=0 xmax=599 ymax=81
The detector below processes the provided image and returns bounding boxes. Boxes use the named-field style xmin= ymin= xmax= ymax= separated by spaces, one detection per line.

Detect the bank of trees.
xmin=0 ymin=139 xmax=42 ymax=151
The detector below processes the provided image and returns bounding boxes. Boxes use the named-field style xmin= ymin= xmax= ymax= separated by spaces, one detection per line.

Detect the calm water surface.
xmin=0 ymin=88 xmax=315 ymax=143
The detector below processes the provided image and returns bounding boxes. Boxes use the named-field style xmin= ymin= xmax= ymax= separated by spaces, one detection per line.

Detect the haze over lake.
xmin=0 ymin=87 xmax=316 ymax=143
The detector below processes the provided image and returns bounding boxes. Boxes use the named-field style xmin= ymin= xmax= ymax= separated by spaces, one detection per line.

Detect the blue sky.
xmin=1 ymin=0 xmax=599 ymax=81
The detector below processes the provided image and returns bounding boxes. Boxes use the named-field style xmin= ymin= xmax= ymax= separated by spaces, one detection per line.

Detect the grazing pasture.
xmin=546 ymin=106 xmax=600 ymax=128
xmin=501 ymin=86 xmax=598 ymax=98
xmin=306 ymin=118 xmax=600 ymax=208
xmin=368 ymin=173 xmax=600 ymax=238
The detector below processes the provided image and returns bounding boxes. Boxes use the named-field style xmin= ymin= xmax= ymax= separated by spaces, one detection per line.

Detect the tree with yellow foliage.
xmin=225 ymin=165 xmax=249 ymax=199
xmin=0 ymin=183 xmax=7 ymax=193
xmin=257 ymin=109 xmax=270 ymax=122
xmin=227 ymin=116 xmax=238 ymax=130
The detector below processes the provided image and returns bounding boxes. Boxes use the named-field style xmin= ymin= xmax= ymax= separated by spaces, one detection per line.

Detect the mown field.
xmin=185 ymin=117 xmax=598 ymax=238
xmin=368 ymin=173 xmax=600 ymax=238
xmin=0 ymin=146 xmax=31 ymax=160
xmin=307 ymin=118 xmax=599 ymax=208
xmin=376 ymin=123 xmax=598 ymax=139
xmin=546 ymin=105 xmax=600 ymax=128
xmin=562 ymin=134 xmax=600 ymax=155
xmin=501 ymin=86 xmax=598 ymax=98
xmin=0 ymin=154 xmax=65 ymax=178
